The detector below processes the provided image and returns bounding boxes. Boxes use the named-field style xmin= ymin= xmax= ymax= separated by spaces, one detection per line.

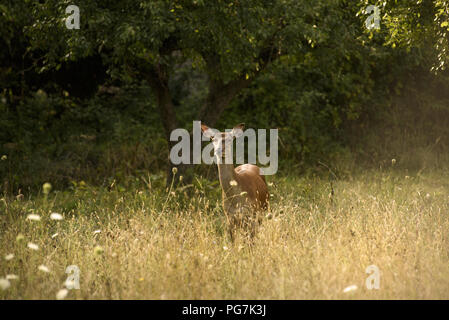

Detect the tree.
xmin=27 ymin=0 xmax=348 ymax=181
xmin=358 ymin=0 xmax=449 ymax=72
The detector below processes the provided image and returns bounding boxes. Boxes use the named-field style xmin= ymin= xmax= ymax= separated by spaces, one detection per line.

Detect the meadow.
xmin=2 ymin=0 xmax=449 ymax=302
xmin=1 ymin=165 xmax=449 ymax=299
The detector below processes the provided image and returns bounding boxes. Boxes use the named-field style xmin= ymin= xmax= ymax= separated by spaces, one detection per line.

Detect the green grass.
xmin=1 ymin=167 xmax=449 ymax=299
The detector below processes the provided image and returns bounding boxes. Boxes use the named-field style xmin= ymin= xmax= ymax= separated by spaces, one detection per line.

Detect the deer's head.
xmin=201 ymin=123 xmax=245 ymax=163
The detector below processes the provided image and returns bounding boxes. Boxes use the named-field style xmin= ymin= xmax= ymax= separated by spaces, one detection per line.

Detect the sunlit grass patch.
xmin=1 ymin=168 xmax=449 ymax=299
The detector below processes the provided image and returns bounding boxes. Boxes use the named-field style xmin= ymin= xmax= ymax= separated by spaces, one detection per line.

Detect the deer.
xmin=201 ymin=123 xmax=269 ymax=241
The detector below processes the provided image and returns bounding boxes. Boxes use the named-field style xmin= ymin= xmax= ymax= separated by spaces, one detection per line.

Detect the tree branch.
xmin=198 ymin=31 xmax=283 ymax=126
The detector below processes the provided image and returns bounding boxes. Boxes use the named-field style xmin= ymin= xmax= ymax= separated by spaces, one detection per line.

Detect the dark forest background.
xmin=1 ymin=0 xmax=449 ymax=194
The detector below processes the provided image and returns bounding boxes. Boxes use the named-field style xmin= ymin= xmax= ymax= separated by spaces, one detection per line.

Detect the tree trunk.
xmin=141 ymin=63 xmax=183 ymax=186
xmin=141 ymin=55 xmax=267 ymax=186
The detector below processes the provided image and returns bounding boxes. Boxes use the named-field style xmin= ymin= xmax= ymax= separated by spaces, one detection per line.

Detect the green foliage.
xmin=0 ymin=83 xmax=167 ymax=192
xmin=358 ymin=0 xmax=449 ymax=72
xmin=27 ymin=0 xmax=313 ymax=79
xmin=1 ymin=1 xmax=449 ymax=193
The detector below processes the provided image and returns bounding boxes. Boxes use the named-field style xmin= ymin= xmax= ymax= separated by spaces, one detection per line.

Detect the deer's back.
xmin=234 ymin=164 xmax=269 ymax=210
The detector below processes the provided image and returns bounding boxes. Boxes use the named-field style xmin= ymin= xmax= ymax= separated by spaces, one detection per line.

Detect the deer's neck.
xmin=217 ymin=163 xmax=239 ymax=197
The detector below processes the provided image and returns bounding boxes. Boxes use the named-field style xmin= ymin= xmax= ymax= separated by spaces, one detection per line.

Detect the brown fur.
xmin=201 ymin=123 xmax=269 ymax=241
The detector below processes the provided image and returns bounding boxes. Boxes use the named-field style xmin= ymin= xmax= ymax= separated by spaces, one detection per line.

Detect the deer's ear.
xmin=201 ymin=123 xmax=214 ymax=139
xmin=232 ymin=123 xmax=245 ymax=138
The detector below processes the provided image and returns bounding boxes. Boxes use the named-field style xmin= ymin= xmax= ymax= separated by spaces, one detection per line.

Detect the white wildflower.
xmin=38 ymin=265 xmax=50 ymax=273
xmin=229 ymin=180 xmax=238 ymax=186
xmin=6 ymin=274 xmax=19 ymax=280
xmin=27 ymin=214 xmax=41 ymax=221
xmin=343 ymin=285 xmax=358 ymax=293
xmin=50 ymin=212 xmax=63 ymax=220
xmin=4 ymin=253 xmax=14 ymax=261
xmin=0 ymin=278 xmax=11 ymax=290
xmin=56 ymin=288 xmax=69 ymax=300
xmin=27 ymin=242 xmax=39 ymax=250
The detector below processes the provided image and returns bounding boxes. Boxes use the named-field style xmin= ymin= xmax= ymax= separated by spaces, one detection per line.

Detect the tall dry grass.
xmin=1 ymin=167 xmax=449 ymax=299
